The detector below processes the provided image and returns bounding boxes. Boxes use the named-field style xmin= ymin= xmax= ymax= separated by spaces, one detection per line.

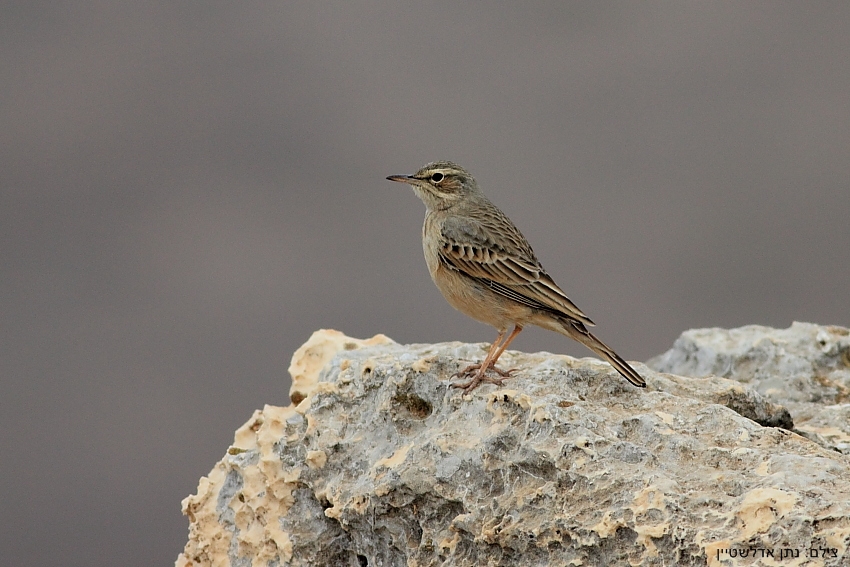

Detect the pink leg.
xmin=452 ymin=325 xmax=523 ymax=393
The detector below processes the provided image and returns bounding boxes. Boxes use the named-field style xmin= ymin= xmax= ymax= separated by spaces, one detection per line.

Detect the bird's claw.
xmin=451 ymin=363 xmax=517 ymax=393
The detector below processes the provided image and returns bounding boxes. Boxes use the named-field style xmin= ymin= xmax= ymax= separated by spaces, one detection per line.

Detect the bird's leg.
xmin=452 ymin=329 xmax=507 ymax=388
xmin=488 ymin=324 xmax=523 ymax=371
xmin=452 ymin=325 xmax=523 ymax=393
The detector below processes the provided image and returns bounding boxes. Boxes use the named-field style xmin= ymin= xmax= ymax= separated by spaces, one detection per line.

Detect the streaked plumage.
xmin=387 ymin=161 xmax=645 ymax=392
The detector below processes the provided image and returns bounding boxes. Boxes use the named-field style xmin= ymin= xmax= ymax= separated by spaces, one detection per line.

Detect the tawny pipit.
xmin=387 ymin=161 xmax=645 ymax=393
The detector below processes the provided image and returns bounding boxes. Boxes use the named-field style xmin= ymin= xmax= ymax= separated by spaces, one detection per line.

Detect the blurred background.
xmin=2 ymin=2 xmax=849 ymax=565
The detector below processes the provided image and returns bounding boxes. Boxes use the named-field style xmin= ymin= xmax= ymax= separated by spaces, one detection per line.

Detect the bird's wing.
xmin=438 ymin=212 xmax=595 ymax=326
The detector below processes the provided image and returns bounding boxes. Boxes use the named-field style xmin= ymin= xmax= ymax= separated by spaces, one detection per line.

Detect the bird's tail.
xmin=559 ymin=318 xmax=646 ymax=388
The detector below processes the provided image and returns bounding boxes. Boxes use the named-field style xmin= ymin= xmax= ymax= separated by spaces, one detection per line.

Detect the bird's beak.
xmin=386 ymin=174 xmax=415 ymax=184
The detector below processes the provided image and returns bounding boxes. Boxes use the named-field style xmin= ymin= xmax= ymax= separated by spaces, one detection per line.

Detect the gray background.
xmin=3 ymin=2 xmax=849 ymax=565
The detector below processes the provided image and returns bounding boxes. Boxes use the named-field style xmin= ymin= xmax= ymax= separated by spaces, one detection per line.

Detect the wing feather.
xmin=438 ymin=212 xmax=594 ymax=326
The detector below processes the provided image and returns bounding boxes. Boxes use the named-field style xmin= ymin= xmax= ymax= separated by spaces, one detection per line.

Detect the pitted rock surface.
xmin=177 ymin=328 xmax=850 ymax=567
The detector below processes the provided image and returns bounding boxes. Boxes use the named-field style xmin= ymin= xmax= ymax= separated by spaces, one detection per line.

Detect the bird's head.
xmin=387 ymin=161 xmax=479 ymax=211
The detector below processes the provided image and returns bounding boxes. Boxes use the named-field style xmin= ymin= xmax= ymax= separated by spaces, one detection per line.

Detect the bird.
xmin=386 ymin=161 xmax=646 ymax=393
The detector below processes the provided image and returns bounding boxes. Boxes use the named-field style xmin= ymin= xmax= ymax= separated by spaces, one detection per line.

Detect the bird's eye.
xmin=430 ymin=172 xmax=444 ymax=183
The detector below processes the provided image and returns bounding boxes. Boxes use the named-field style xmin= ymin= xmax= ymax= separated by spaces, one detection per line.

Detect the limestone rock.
xmin=177 ymin=328 xmax=850 ymax=567
xmin=648 ymin=322 xmax=850 ymax=454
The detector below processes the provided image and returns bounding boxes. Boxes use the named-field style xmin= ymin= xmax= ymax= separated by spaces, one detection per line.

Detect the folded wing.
xmin=438 ymin=212 xmax=594 ymax=326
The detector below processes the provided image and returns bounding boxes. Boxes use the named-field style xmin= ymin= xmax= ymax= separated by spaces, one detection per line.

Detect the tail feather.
xmin=560 ymin=319 xmax=646 ymax=388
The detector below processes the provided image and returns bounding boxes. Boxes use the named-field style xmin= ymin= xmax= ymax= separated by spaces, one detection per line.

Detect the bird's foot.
xmin=451 ymin=362 xmax=517 ymax=394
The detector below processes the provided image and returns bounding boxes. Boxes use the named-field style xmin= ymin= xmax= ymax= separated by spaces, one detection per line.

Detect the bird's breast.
xmin=421 ymin=214 xmax=443 ymax=277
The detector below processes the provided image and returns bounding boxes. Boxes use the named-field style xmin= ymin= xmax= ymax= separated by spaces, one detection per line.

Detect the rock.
xmin=648 ymin=322 xmax=850 ymax=454
xmin=176 ymin=328 xmax=850 ymax=567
